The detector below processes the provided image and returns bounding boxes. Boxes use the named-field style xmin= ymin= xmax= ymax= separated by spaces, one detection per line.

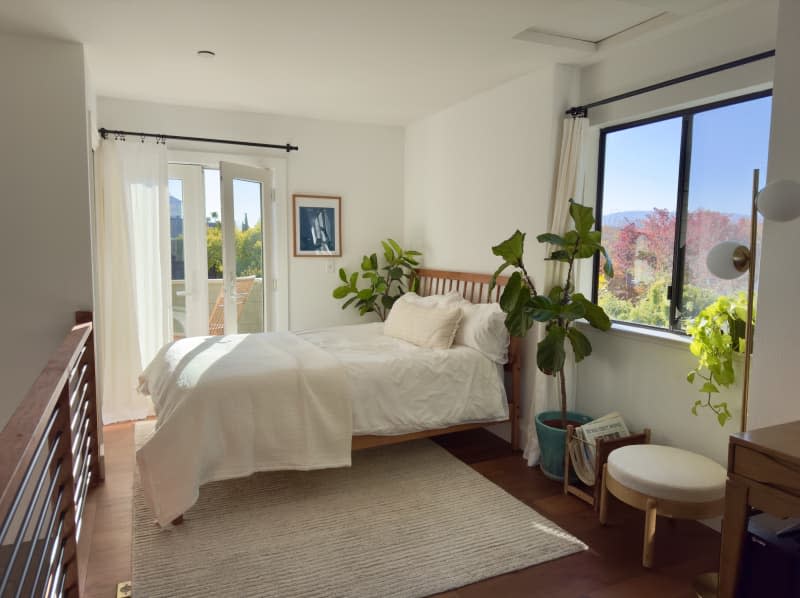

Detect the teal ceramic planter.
xmin=535 ymin=410 xmax=593 ymax=481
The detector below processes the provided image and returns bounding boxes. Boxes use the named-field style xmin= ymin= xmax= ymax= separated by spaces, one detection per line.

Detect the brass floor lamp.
xmin=705 ymin=173 xmax=800 ymax=431
xmin=694 ymin=173 xmax=800 ymax=597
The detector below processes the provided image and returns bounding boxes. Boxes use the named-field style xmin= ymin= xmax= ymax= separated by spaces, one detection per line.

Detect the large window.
xmin=595 ymin=92 xmax=772 ymax=331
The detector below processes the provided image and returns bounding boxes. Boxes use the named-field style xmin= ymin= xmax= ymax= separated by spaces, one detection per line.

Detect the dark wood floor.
xmin=82 ymin=424 xmax=719 ymax=598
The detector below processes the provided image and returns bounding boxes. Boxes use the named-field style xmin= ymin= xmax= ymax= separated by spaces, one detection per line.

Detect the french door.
xmin=168 ymin=161 xmax=274 ymax=338
xmin=219 ymin=162 xmax=273 ymax=334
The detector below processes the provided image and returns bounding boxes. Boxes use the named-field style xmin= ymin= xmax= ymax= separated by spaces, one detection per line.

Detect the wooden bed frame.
xmin=351 ymin=268 xmax=521 ymax=452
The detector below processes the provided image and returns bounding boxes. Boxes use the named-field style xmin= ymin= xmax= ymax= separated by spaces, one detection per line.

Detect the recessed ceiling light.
xmin=197 ymin=50 xmax=216 ymax=58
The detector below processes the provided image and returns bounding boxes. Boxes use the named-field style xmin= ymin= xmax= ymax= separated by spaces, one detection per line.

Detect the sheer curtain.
xmin=95 ymin=140 xmax=172 ymax=423
xmin=524 ymin=115 xmax=588 ymax=466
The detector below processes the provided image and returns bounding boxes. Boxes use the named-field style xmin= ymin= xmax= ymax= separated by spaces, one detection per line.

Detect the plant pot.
xmin=535 ymin=410 xmax=593 ymax=481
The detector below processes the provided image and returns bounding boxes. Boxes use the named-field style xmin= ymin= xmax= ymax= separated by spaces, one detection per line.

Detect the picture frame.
xmin=292 ymin=194 xmax=342 ymax=257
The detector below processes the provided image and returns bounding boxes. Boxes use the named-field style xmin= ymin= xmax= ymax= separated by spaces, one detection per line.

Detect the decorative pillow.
xmin=454 ymin=302 xmax=510 ymax=364
xmin=396 ymin=291 xmax=464 ymax=308
xmin=384 ymin=301 xmax=463 ymax=350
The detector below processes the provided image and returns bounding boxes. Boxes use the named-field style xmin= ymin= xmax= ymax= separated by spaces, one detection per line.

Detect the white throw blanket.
xmin=137 ymin=332 xmax=351 ymax=526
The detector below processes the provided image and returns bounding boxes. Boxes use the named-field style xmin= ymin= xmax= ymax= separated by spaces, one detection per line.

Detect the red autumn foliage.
xmin=604 ymin=208 xmax=755 ymax=303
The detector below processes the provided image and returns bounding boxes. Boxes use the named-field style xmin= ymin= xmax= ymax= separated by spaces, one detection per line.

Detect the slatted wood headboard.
xmin=416 ymin=268 xmax=521 ymax=451
xmin=414 ymin=268 xmax=509 ymax=304
xmin=352 ymin=268 xmax=522 ymax=452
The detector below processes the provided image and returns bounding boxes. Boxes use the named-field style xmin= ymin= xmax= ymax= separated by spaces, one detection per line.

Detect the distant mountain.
xmin=602 ymin=211 xmax=655 ymax=228
xmin=603 ymin=209 xmax=749 ymax=228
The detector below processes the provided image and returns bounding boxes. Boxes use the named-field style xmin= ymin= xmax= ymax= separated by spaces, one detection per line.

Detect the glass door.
xmin=168 ymin=164 xmax=209 ymax=339
xmin=220 ymin=162 xmax=274 ymax=334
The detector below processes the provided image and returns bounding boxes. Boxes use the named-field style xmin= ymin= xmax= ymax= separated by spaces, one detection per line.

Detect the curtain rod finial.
xmin=566 ymin=106 xmax=588 ymax=118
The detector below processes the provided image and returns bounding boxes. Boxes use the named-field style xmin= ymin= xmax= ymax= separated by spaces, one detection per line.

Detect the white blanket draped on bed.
xmin=136 ymin=332 xmax=351 ymax=526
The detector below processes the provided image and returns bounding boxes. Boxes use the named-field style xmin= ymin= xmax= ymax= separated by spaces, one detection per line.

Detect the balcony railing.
xmin=171 ymin=278 xmax=265 ymax=337
xmin=0 ymin=312 xmax=103 ymax=598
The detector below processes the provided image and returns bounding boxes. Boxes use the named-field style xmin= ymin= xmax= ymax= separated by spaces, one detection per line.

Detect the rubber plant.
xmin=490 ymin=200 xmax=614 ymax=429
xmin=686 ymin=293 xmax=753 ymax=426
xmin=332 ymin=239 xmax=421 ymax=320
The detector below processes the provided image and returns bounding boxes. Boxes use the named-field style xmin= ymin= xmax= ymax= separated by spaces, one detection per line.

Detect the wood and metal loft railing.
xmin=0 ymin=313 xmax=103 ymax=598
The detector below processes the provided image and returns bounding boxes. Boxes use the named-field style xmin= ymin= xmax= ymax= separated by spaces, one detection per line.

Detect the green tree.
xmin=205 ymin=222 xmax=264 ymax=279
xmin=207 ymin=226 xmax=222 ymax=278
xmin=626 ymin=278 xmax=670 ymax=327
xmin=236 ymin=222 xmax=262 ymax=276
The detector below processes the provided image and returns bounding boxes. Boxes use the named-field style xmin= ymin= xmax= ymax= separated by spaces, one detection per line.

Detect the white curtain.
xmin=524 ymin=115 xmax=588 ymax=466
xmin=95 ymin=140 xmax=172 ymax=423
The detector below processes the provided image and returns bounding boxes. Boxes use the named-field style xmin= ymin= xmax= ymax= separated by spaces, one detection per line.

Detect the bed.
xmin=137 ymin=269 xmax=521 ymax=525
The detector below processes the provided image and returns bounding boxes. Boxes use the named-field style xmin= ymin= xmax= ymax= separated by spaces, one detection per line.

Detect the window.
xmin=594 ymin=92 xmax=772 ymax=331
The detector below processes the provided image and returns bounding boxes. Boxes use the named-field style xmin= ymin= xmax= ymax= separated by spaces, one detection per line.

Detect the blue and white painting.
xmin=294 ymin=196 xmax=341 ymax=256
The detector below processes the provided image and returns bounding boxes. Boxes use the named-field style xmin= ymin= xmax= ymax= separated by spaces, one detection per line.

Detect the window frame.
xmin=592 ymin=88 xmax=773 ymax=334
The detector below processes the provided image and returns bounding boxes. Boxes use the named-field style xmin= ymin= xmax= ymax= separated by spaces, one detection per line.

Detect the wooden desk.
xmin=718 ymin=420 xmax=800 ymax=597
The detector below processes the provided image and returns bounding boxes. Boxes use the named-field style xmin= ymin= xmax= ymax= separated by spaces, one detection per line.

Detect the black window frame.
xmin=591 ymin=88 xmax=773 ymax=334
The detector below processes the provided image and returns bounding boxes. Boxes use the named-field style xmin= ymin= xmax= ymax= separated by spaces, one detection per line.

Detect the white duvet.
xmin=137 ymin=323 xmax=507 ymax=526
xmin=298 ymin=323 xmax=508 ymax=434
xmin=137 ymin=332 xmax=351 ymax=526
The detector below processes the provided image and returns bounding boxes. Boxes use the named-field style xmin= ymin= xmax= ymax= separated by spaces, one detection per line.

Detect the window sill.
xmin=575 ymin=320 xmax=691 ymax=351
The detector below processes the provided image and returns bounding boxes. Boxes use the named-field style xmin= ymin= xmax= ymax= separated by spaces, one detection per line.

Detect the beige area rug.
xmin=132 ymin=421 xmax=586 ymax=597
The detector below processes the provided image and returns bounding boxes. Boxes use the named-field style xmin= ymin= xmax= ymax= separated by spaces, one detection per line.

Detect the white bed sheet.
xmin=298 ymin=322 xmax=508 ymax=435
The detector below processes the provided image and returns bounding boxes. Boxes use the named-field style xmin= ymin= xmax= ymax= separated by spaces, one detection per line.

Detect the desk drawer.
xmin=733 ymin=445 xmax=800 ymax=496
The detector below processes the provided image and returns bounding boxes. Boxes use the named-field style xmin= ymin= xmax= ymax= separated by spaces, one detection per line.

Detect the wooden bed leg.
xmin=172 ymin=515 xmax=184 ymax=526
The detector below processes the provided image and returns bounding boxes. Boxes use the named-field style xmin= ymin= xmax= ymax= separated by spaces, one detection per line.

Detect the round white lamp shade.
xmin=756 ymin=179 xmax=800 ymax=222
xmin=707 ymin=241 xmax=748 ymax=280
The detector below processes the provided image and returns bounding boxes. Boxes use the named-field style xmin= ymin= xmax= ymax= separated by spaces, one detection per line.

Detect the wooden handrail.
xmin=0 ymin=313 xmax=103 ymax=597
xmin=0 ymin=324 xmax=90 ymax=511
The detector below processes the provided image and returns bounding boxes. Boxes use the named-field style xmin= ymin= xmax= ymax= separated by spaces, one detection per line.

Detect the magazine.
xmin=568 ymin=412 xmax=630 ymax=486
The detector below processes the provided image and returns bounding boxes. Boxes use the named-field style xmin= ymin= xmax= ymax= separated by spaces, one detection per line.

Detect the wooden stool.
xmin=599 ymin=444 xmax=726 ymax=568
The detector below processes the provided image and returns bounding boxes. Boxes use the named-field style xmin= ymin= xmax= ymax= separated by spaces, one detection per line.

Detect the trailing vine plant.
xmin=685 ymin=293 xmax=753 ymax=426
xmin=332 ymin=239 xmax=421 ymax=320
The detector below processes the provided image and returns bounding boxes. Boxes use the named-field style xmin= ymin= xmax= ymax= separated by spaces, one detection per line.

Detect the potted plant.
xmin=686 ymin=293 xmax=752 ymax=426
xmin=490 ymin=200 xmax=614 ymax=480
xmin=332 ymin=238 xmax=421 ymax=320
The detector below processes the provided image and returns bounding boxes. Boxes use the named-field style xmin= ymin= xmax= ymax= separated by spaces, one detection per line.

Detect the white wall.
xmin=0 ymin=34 xmax=94 ymax=429
xmin=747 ymin=0 xmax=800 ymax=430
xmin=581 ymin=1 xmax=778 ymax=127
xmin=574 ymin=0 xmax=778 ymax=463
xmin=404 ymin=64 xmax=579 ymax=441
xmin=97 ymin=97 xmax=404 ymax=331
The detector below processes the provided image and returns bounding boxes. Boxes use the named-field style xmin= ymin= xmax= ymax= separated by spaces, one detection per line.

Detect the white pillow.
xmin=397 ymin=291 xmax=464 ymax=308
xmin=384 ymin=301 xmax=463 ymax=349
xmin=454 ymin=302 xmax=510 ymax=364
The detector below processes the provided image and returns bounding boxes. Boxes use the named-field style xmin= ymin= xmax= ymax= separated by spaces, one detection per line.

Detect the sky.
xmin=602 ymin=95 xmax=772 ymax=218
xmin=168 ymin=168 xmax=263 ymax=230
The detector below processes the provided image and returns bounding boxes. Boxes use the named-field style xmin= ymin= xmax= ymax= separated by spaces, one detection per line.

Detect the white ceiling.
xmin=0 ymin=0 xmax=731 ymax=125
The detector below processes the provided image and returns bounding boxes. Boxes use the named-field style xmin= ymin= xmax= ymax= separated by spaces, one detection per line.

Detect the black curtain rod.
xmin=565 ymin=49 xmax=776 ymax=117
xmin=98 ymin=128 xmax=299 ymax=152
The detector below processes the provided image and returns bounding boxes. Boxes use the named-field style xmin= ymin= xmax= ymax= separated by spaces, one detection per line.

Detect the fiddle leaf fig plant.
xmin=490 ymin=200 xmax=614 ymax=428
xmin=686 ymin=293 xmax=752 ymax=427
xmin=332 ymin=238 xmax=421 ymax=320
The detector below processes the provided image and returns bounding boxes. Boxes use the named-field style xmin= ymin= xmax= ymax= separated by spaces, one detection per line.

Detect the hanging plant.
xmin=685 ymin=293 xmax=753 ymax=426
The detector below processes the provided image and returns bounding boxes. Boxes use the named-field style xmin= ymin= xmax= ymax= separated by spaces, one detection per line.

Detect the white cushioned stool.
xmin=599 ymin=444 xmax=727 ymax=568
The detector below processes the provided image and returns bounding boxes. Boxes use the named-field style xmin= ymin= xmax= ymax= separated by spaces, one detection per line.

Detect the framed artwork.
xmin=292 ymin=194 xmax=342 ymax=257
